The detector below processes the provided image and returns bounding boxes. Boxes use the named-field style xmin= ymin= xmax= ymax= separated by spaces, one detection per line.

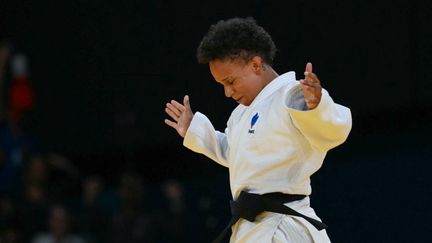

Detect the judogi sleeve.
xmin=284 ymin=84 xmax=352 ymax=152
xmin=183 ymin=112 xmax=230 ymax=167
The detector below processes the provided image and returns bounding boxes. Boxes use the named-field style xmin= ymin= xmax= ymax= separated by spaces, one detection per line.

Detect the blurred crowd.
xmin=0 ymin=40 xmax=230 ymax=243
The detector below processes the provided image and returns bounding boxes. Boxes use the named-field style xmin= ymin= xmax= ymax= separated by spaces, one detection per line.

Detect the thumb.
xmin=305 ymin=62 xmax=313 ymax=73
xmin=183 ymin=95 xmax=191 ymax=109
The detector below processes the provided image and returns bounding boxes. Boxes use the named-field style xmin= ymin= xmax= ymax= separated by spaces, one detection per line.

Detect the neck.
xmin=262 ymin=64 xmax=279 ymax=85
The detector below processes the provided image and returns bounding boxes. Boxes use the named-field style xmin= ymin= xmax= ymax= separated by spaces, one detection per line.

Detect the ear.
xmin=250 ymin=56 xmax=264 ymax=74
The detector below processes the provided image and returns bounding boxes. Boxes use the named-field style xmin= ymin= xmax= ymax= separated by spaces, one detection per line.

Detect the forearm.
xmin=183 ymin=112 xmax=230 ymax=167
xmin=287 ymin=89 xmax=352 ymax=152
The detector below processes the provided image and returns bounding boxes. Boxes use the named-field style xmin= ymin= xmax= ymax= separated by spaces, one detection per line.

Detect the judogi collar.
xmin=247 ymin=71 xmax=297 ymax=108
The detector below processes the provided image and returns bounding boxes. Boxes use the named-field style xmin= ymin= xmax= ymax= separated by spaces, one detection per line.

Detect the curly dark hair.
xmin=196 ymin=17 xmax=277 ymax=65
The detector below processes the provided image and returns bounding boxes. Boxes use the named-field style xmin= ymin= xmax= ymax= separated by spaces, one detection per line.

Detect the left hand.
xmin=300 ymin=62 xmax=322 ymax=109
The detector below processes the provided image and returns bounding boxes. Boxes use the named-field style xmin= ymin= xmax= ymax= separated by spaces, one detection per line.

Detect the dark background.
xmin=1 ymin=0 xmax=431 ymax=242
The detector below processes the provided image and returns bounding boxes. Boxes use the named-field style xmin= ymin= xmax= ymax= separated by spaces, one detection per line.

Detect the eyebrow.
xmin=221 ymin=76 xmax=233 ymax=83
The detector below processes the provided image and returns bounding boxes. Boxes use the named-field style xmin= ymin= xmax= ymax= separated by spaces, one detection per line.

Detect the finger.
xmin=166 ymin=102 xmax=182 ymax=117
xmin=305 ymin=97 xmax=320 ymax=104
xmin=300 ymin=79 xmax=319 ymax=88
xmin=171 ymin=100 xmax=186 ymax=112
xmin=303 ymin=74 xmax=321 ymax=87
xmin=306 ymin=103 xmax=318 ymax=109
xmin=301 ymin=86 xmax=317 ymax=94
xmin=164 ymin=119 xmax=178 ymax=129
xmin=165 ymin=107 xmax=180 ymax=122
xmin=306 ymin=72 xmax=319 ymax=81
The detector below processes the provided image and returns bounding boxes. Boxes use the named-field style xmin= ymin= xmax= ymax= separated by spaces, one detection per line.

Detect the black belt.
xmin=211 ymin=190 xmax=328 ymax=243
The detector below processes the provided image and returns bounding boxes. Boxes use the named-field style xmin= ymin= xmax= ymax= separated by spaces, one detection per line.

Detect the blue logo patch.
xmin=248 ymin=112 xmax=259 ymax=134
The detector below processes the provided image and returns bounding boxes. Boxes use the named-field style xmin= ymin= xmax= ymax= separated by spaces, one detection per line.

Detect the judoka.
xmin=164 ymin=17 xmax=352 ymax=243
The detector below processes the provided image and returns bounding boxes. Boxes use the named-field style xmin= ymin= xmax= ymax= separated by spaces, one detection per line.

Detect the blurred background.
xmin=0 ymin=0 xmax=431 ymax=242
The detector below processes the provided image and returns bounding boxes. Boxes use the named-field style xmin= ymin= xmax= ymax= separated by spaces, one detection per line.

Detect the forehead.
xmin=209 ymin=58 xmax=247 ymax=81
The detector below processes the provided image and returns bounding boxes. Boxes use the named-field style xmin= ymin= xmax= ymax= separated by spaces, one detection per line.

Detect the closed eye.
xmin=220 ymin=76 xmax=236 ymax=85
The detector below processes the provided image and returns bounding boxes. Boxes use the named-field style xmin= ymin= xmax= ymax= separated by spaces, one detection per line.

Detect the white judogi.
xmin=184 ymin=71 xmax=352 ymax=242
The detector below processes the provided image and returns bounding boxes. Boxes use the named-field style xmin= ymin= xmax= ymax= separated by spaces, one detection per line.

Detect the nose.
xmin=224 ymin=85 xmax=233 ymax=98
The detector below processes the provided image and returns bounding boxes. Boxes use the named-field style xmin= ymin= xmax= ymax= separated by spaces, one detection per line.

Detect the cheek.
xmin=241 ymin=75 xmax=258 ymax=92
xmin=233 ymin=82 xmax=245 ymax=94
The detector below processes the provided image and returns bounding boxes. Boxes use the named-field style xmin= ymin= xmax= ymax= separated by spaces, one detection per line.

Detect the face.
xmin=209 ymin=57 xmax=266 ymax=106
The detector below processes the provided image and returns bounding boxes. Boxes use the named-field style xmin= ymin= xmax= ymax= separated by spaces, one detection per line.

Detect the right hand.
xmin=164 ymin=95 xmax=193 ymax=138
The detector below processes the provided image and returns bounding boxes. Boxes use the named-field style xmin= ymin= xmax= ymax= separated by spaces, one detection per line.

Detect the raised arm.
xmin=286 ymin=63 xmax=352 ymax=152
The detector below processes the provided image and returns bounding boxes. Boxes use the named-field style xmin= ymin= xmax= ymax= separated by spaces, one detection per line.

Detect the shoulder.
xmin=270 ymin=73 xmax=307 ymax=111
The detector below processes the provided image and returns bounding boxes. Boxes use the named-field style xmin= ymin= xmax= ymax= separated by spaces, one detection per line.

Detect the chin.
xmin=234 ymin=97 xmax=249 ymax=106
xmin=239 ymin=100 xmax=251 ymax=106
